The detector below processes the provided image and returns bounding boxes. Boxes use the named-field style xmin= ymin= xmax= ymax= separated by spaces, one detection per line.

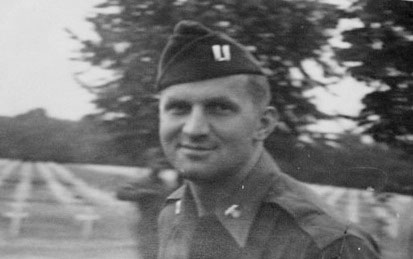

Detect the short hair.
xmin=243 ymin=74 xmax=272 ymax=110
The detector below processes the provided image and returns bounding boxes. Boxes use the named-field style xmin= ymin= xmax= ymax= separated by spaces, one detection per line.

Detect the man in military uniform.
xmin=155 ymin=20 xmax=381 ymax=259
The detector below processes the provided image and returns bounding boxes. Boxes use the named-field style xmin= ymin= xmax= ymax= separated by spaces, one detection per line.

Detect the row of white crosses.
xmin=40 ymin=162 xmax=131 ymax=237
xmin=308 ymin=183 xmax=413 ymax=238
xmin=310 ymin=184 xmax=369 ymax=224
xmin=1 ymin=162 xmax=31 ymax=237
xmin=48 ymin=162 xmax=130 ymax=239
xmin=36 ymin=163 xmax=80 ymax=205
xmin=36 ymin=162 xmax=102 ymax=239
xmin=0 ymin=160 xmax=130 ymax=239
xmin=48 ymin=163 xmax=122 ymax=207
xmin=0 ymin=160 xmax=19 ymax=188
xmin=368 ymin=192 xmax=412 ymax=238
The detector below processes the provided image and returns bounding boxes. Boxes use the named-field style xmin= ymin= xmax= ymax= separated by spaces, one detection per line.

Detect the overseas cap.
xmin=156 ymin=20 xmax=265 ymax=91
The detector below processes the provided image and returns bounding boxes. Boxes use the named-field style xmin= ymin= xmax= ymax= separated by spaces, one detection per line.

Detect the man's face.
xmin=159 ymin=75 xmax=264 ymax=182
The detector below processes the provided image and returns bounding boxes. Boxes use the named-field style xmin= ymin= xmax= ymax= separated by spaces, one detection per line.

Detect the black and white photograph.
xmin=0 ymin=0 xmax=412 ymax=258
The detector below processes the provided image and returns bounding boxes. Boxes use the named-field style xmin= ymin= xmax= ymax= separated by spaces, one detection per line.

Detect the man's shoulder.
xmin=264 ymin=172 xmax=377 ymax=252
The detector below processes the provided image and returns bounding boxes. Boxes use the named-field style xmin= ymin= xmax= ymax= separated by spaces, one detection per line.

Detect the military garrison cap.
xmin=156 ymin=20 xmax=265 ymax=91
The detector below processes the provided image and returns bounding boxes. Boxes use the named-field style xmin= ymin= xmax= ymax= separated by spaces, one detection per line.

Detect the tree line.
xmin=0 ymin=109 xmax=129 ymax=165
xmin=0 ymin=108 xmax=411 ymax=195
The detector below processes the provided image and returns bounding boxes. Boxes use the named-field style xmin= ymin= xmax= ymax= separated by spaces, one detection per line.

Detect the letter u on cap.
xmin=212 ymin=44 xmax=231 ymax=61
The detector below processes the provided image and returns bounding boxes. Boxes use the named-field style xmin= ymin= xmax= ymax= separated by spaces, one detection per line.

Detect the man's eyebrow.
xmin=163 ymin=97 xmax=189 ymax=104
xmin=163 ymin=96 xmax=236 ymax=105
xmin=203 ymin=96 xmax=236 ymax=104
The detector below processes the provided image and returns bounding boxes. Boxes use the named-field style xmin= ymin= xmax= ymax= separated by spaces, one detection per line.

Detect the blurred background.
xmin=0 ymin=0 xmax=412 ymax=258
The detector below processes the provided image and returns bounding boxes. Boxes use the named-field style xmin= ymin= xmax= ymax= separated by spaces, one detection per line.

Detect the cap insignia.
xmin=212 ymin=44 xmax=231 ymax=61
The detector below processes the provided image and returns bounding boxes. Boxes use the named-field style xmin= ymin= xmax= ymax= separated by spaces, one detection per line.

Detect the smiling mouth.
xmin=179 ymin=144 xmax=215 ymax=151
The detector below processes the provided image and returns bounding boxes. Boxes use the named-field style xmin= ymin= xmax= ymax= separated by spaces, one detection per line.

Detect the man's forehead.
xmin=160 ymin=75 xmax=250 ymax=101
xmin=161 ymin=74 xmax=249 ymax=92
xmin=162 ymin=94 xmax=238 ymax=105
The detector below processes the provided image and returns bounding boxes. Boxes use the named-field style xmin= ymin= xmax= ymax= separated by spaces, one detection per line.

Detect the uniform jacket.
xmin=157 ymin=151 xmax=381 ymax=259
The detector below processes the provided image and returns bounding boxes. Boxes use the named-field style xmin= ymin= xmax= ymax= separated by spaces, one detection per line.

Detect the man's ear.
xmin=254 ymin=106 xmax=278 ymax=141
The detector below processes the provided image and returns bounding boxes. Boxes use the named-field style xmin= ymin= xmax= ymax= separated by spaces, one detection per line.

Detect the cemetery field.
xmin=0 ymin=158 xmax=412 ymax=259
xmin=0 ymin=159 xmax=145 ymax=259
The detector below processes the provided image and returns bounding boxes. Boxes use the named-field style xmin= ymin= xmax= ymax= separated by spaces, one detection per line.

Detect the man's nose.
xmin=182 ymin=107 xmax=209 ymax=137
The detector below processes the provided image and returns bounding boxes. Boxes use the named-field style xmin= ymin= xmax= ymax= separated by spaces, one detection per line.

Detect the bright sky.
xmin=0 ymin=0 xmax=103 ymax=120
xmin=305 ymin=76 xmax=372 ymax=133
xmin=0 ymin=0 xmax=370 ymax=133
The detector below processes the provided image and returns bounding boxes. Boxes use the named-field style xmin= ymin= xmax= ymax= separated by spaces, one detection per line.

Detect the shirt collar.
xmin=166 ymin=151 xmax=279 ymax=247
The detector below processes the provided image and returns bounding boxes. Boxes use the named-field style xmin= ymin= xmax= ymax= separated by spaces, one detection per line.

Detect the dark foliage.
xmin=0 ymin=109 xmax=126 ymax=164
xmin=336 ymin=0 xmax=413 ymax=153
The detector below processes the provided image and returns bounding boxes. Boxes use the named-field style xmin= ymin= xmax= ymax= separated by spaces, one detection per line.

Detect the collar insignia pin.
xmin=175 ymin=200 xmax=182 ymax=215
xmin=224 ymin=204 xmax=241 ymax=218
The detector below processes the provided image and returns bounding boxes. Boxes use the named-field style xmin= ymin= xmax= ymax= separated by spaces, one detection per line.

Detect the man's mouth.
xmin=179 ymin=144 xmax=215 ymax=151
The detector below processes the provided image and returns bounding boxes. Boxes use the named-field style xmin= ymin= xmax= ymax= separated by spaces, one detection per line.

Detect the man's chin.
xmin=176 ymin=165 xmax=213 ymax=180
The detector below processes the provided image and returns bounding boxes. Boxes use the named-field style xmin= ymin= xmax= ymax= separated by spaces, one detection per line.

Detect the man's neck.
xmin=188 ymin=145 xmax=263 ymax=215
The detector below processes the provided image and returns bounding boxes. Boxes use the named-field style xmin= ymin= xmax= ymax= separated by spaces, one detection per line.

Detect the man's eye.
xmin=165 ymin=103 xmax=190 ymax=115
xmin=209 ymin=103 xmax=234 ymax=114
